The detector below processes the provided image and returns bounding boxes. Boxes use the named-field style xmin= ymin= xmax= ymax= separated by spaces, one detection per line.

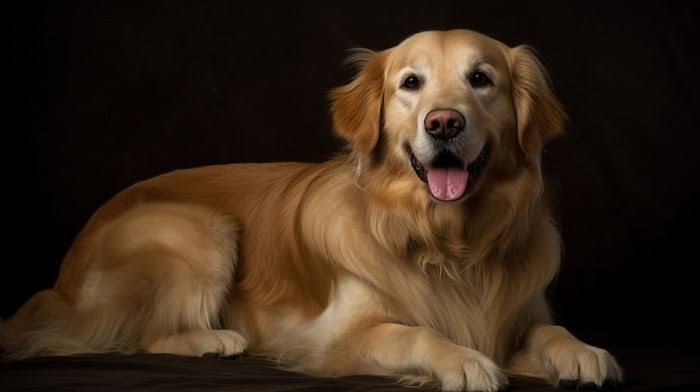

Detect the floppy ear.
xmin=330 ymin=49 xmax=388 ymax=154
xmin=510 ymin=46 xmax=567 ymax=162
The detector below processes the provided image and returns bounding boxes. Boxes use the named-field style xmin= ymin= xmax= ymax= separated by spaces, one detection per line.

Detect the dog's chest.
xmin=387 ymin=268 xmax=521 ymax=357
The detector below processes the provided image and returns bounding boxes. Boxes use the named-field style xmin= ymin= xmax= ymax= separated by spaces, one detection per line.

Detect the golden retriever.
xmin=0 ymin=29 xmax=622 ymax=391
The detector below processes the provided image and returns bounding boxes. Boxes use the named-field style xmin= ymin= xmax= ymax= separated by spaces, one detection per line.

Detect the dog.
xmin=1 ymin=29 xmax=622 ymax=391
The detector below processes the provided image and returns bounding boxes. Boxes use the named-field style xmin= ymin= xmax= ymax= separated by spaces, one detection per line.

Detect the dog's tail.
xmin=1 ymin=289 xmax=136 ymax=359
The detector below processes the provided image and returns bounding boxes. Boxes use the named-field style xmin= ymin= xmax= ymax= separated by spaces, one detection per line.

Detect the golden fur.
xmin=0 ymin=30 xmax=622 ymax=391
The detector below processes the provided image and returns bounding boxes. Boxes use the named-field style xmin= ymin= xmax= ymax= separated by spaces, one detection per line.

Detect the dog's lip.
xmin=405 ymin=143 xmax=490 ymax=196
xmin=407 ymin=145 xmax=429 ymax=183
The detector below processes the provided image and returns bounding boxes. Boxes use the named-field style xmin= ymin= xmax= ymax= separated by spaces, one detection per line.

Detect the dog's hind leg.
xmin=105 ymin=248 xmax=248 ymax=358
xmin=2 ymin=202 xmax=246 ymax=359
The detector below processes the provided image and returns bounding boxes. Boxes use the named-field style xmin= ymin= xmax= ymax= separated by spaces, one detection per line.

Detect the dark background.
xmin=6 ymin=0 xmax=699 ymax=354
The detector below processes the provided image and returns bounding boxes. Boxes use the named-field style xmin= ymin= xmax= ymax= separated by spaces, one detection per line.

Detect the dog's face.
xmin=331 ymin=30 xmax=566 ymax=205
xmin=383 ymin=31 xmax=514 ymax=202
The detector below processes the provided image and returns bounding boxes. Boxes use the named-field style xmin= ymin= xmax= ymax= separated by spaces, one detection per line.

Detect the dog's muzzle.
xmin=405 ymin=144 xmax=490 ymax=202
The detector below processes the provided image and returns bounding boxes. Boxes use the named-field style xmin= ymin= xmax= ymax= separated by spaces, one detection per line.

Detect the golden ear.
xmin=329 ymin=49 xmax=388 ymax=154
xmin=510 ymin=46 xmax=567 ymax=162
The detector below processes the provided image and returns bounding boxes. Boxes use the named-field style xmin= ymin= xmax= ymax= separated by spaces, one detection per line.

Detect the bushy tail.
xmin=1 ymin=289 xmax=138 ymax=360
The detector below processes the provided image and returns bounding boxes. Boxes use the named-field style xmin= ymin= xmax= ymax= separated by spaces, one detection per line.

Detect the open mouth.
xmin=406 ymin=144 xmax=490 ymax=202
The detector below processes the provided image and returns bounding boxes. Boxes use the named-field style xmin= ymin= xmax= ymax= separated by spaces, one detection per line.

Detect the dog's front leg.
xmin=512 ymin=324 xmax=623 ymax=389
xmin=333 ymin=323 xmax=507 ymax=392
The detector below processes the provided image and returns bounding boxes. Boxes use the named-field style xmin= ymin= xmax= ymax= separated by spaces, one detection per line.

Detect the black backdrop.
xmin=6 ymin=1 xmax=699 ymax=350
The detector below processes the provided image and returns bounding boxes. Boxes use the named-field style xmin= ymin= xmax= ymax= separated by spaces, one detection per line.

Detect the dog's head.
xmin=331 ymin=30 xmax=566 ymax=205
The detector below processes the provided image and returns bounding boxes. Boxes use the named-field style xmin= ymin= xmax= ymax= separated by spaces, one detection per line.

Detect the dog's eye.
xmin=469 ymin=71 xmax=491 ymax=87
xmin=401 ymin=75 xmax=422 ymax=90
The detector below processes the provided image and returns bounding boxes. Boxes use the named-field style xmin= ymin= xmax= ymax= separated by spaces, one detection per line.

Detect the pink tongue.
xmin=426 ymin=166 xmax=469 ymax=201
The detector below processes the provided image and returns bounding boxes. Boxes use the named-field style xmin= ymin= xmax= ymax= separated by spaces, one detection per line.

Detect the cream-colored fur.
xmin=1 ymin=30 xmax=622 ymax=391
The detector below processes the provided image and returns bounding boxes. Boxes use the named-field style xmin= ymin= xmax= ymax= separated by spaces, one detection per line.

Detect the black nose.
xmin=424 ymin=109 xmax=465 ymax=140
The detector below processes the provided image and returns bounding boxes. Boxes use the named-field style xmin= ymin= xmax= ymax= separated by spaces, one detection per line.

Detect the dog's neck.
xmin=351 ymin=150 xmax=546 ymax=269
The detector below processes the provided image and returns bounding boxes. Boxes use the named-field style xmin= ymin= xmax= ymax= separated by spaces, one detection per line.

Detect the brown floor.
xmin=1 ymin=339 xmax=698 ymax=392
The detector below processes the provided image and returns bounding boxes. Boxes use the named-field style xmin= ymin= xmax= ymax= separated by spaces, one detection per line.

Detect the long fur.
xmin=1 ymin=29 xmax=621 ymax=391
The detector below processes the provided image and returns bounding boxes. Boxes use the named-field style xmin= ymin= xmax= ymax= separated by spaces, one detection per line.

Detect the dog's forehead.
xmin=389 ymin=30 xmax=509 ymax=72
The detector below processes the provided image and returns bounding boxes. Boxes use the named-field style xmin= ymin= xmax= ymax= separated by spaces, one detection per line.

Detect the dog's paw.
xmin=545 ymin=344 xmax=623 ymax=389
xmin=194 ymin=330 xmax=249 ymax=358
xmin=436 ymin=348 xmax=508 ymax=392
xmin=148 ymin=329 xmax=248 ymax=358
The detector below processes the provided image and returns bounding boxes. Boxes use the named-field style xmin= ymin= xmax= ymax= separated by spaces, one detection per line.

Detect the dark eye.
xmin=469 ymin=71 xmax=491 ymax=87
xmin=402 ymin=75 xmax=421 ymax=90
